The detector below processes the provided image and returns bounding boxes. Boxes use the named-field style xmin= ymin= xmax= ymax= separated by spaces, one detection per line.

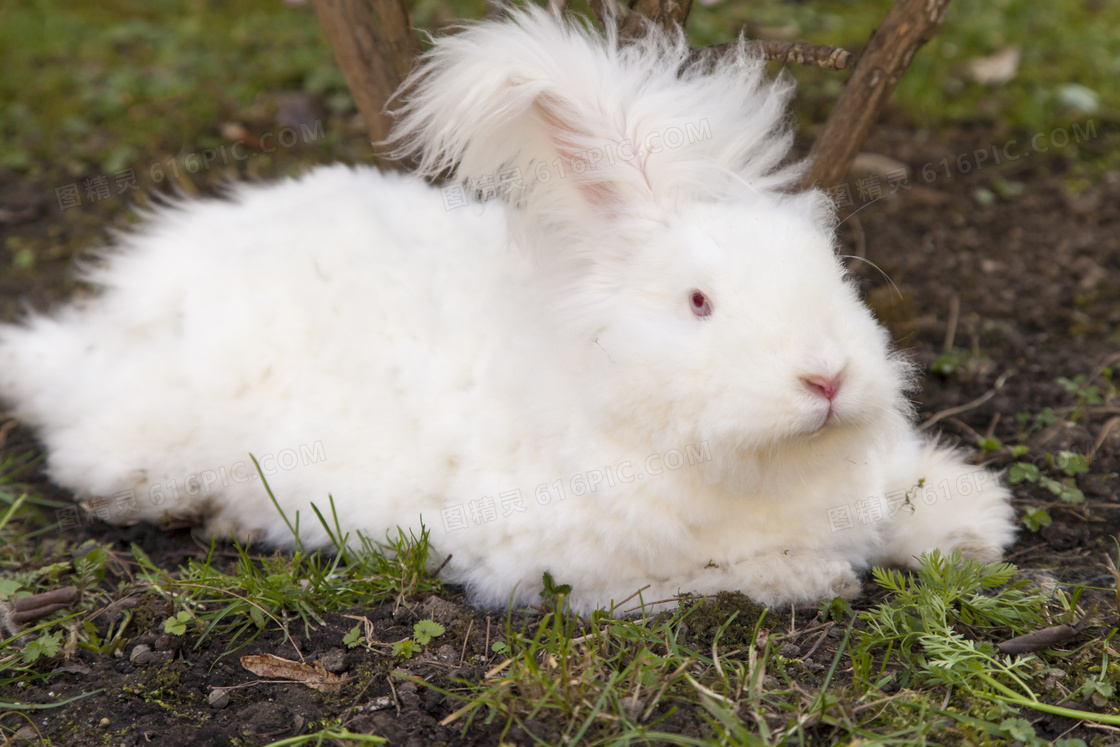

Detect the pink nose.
xmin=802 ymin=375 xmax=842 ymax=401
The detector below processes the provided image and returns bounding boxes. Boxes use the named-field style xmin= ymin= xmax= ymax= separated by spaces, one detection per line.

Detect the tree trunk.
xmin=801 ymin=0 xmax=953 ymax=190
xmin=312 ymin=0 xmax=418 ymax=164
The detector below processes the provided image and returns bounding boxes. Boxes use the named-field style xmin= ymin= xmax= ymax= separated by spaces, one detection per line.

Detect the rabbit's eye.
xmin=689 ymin=290 xmax=712 ymax=318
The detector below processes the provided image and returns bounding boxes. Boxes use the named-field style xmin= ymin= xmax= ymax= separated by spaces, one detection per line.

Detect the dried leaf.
xmin=966 ymin=46 xmax=1021 ymax=86
xmin=241 ymin=653 xmax=346 ymax=693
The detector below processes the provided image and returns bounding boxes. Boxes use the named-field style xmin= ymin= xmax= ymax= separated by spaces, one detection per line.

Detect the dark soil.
xmin=0 ymin=116 xmax=1117 ymax=745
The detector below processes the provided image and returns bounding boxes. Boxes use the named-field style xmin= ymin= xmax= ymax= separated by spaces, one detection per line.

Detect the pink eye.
xmin=689 ymin=290 xmax=712 ymax=317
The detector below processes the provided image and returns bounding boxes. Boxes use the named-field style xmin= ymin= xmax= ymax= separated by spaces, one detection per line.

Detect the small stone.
xmin=318 ymin=648 xmax=348 ymax=674
xmin=778 ymin=643 xmax=800 ymax=659
xmin=433 ymin=644 xmax=458 ymax=664
xmin=365 ymin=696 xmax=393 ymax=711
xmin=13 ymin=726 xmax=37 ymax=742
xmin=130 ymin=644 xmax=153 ymax=666
xmin=208 ymin=688 xmax=230 ymax=709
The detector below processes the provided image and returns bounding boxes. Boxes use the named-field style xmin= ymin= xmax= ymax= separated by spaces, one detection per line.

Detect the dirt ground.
xmin=0 ymin=114 xmax=1117 ymax=745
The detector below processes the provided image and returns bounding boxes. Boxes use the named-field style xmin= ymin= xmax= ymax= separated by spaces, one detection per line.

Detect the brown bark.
xmin=371 ymin=0 xmax=420 ymax=81
xmin=694 ymin=40 xmax=852 ymax=71
xmin=312 ymin=0 xmax=937 ymax=186
xmin=312 ymin=0 xmax=418 ymax=163
xmin=801 ymin=0 xmax=953 ymax=190
xmin=620 ymin=0 xmax=693 ymax=40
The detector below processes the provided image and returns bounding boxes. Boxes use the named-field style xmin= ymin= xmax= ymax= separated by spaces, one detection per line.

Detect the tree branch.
xmin=620 ymin=0 xmax=693 ymax=41
xmin=693 ymin=40 xmax=852 ymax=71
xmin=801 ymin=0 xmax=953 ymax=190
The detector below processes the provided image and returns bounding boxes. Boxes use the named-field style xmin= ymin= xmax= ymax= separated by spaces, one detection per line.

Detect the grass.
xmin=3 ymin=442 xmax=1117 ymax=743
xmin=424 ymin=551 xmax=1119 ymax=745
xmin=686 ymin=0 xmax=1119 ymax=140
xmin=132 ymin=515 xmax=440 ymax=654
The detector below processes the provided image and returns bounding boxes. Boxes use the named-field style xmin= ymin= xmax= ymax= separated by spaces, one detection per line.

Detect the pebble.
xmin=13 ymin=726 xmax=37 ymax=741
xmin=318 ymin=647 xmax=348 ymax=674
xmin=208 ymin=688 xmax=230 ymax=709
xmin=130 ymin=644 xmax=153 ymax=666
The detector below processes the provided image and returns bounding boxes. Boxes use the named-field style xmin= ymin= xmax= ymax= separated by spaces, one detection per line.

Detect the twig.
xmin=848 ymin=214 xmax=865 ymax=259
xmin=942 ymin=295 xmax=960 ymax=353
xmin=459 ymin=617 xmax=473 ymax=666
xmin=620 ymin=0 xmax=693 ymax=41
xmin=996 ymin=615 xmax=1090 ymax=656
xmin=799 ymin=622 xmax=833 ymax=661
xmin=1090 ymin=417 xmax=1120 ymax=462
xmin=944 ymin=417 xmax=981 ymax=444
xmin=919 ymin=370 xmax=1015 ymax=432
xmin=387 ymin=675 xmax=401 ymax=717
xmin=3 ymin=587 xmax=80 ymax=632
xmin=695 ymin=40 xmax=852 ymax=70
xmin=984 ymin=412 xmax=1000 ymax=440
xmin=1004 ymin=543 xmax=1048 ymax=561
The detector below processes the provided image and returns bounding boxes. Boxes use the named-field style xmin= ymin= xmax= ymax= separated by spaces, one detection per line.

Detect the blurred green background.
xmin=0 ymin=0 xmax=1115 ymax=230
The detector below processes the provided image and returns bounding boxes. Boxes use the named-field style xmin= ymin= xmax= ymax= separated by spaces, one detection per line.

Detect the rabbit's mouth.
xmin=802 ymin=402 xmax=859 ymax=440
xmin=799 ymin=414 xmax=833 ymax=439
xmin=806 ymin=400 xmax=839 ymax=433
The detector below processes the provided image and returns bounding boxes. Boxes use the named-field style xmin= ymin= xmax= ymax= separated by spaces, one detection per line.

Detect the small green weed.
xmin=1008 ymin=460 xmax=1085 ymax=504
xmin=391 ymin=619 xmax=446 ymax=659
xmin=857 ymin=550 xmax=1120 ymax=728
xmin=1020 ymin=505 xmax=1053 ymax=532
xmin=1015 ymin=407 xmax=1059 ymax=439
xmin=163 ymin=610 xmax=194 ymax=636
xmin=19 ymin=632 xmax=61 ymax=664
xmin=343 ymin=617 xmax=446 ymax=659
xmin=1058 ymin=371 xmax=1115 ymax=410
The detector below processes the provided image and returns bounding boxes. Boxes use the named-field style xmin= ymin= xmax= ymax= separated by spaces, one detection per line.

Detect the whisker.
xmin=838 ymin=254 xmax=903 ymax=301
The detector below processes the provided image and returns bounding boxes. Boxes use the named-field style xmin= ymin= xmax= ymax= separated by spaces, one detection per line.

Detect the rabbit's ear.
xmin=530 ymin=92 xmax=653 ymax=215
xmin=388 ymin=6 xmax=806 ymax=242
xmin=386 ymin=7 xmax=654 ymax=220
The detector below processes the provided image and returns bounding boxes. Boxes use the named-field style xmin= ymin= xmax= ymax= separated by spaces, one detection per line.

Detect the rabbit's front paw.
xmin=879 ymin=443 xmax=1017 ymax=569
xmin=813 ymin=557 xmax=862 ymax=601
xmin=901 ymin=529 xmax=1005 ymax=570
xmin=741 ymin=554 xmax=861 ymax=607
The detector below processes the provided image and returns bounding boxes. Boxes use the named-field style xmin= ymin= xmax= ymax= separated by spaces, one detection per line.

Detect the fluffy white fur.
xmin=0 ymin=8 xmax=1015 ymax=613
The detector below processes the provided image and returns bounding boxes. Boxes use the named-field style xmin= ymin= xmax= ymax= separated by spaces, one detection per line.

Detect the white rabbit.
xmin=0 ymin=7 xmax=1015 ymax=613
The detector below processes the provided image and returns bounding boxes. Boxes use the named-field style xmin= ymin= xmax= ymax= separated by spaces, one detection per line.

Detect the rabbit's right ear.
xmin=387 ymin=8 xmax=658 ymax=223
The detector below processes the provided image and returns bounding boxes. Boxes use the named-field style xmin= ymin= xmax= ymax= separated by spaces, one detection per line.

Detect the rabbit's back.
xmin=0 ymin=165 xmax=517 ymax=543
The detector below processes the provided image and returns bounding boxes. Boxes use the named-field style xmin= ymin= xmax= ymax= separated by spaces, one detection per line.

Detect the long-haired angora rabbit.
xmin=0 ymin=7 xmax=1014 ymax=613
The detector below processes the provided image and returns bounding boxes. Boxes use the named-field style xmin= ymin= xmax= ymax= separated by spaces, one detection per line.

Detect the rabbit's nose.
xmin=801 ymin=374 xmax=842 ymax=401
